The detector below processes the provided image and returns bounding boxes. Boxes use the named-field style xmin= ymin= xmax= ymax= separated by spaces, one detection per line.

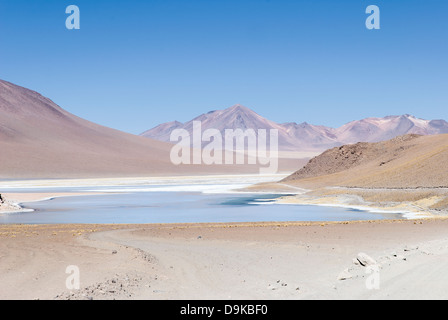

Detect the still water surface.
xmin=0 ymin=184 xmax=403 ymax=224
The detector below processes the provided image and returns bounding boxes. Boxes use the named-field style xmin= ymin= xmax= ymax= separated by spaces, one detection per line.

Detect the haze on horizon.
xmin=1 ymin=0 xmax=447 ymax=134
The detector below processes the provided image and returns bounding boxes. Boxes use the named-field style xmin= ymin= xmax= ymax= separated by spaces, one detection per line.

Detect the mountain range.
xmin=1 ymin=79 xmax=447 ymax=178
xmin=0 ymin=81 xmax=300 ymax=178
xmin=141 ymin=104 xmax=448 ymax=152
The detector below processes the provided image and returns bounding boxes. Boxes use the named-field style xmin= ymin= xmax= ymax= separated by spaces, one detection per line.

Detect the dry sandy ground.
xmin=1 ymin=219 xmax=448 ymax=300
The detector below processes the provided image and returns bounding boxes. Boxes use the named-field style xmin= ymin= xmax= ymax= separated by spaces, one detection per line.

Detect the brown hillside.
xmin=282 ymin=134 xmax=448 ymax=188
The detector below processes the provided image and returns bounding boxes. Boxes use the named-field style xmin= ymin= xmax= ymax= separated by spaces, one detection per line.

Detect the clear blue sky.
xmin=1 ymin=0 xmax=447 ymax=134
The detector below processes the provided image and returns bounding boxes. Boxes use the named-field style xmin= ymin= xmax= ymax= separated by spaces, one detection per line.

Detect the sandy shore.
xmin=1 ymin=219 xmax=448 ymax=300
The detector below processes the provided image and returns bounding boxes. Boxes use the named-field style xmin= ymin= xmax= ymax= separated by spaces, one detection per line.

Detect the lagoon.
xmin=0 ymin=182 xmax=403 ymax=224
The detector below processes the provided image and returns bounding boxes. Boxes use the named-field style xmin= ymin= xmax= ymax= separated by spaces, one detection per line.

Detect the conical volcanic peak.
xmin=142 ymin=104 xmax=448 ymax=152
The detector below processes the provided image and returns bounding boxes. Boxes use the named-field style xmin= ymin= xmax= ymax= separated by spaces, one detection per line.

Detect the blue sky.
xmin=1 ymin=0 xmax=447 ymax=134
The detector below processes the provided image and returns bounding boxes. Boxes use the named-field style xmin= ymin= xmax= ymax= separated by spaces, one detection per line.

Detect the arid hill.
xmin=0 ymin=80 xmax=301 ymax=178
xmin=0 ymin=80 xmax=182 ymax=178
xmin=282 ymin=134 xmax=448 ymax=189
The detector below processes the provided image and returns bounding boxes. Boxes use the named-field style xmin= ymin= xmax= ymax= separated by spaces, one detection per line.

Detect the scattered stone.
xmin=337 ymin=269 xmax=353 ymax=281
xmin=135 ymin=248 xmax=157 ymax=263
xmin=389 ymin=252 xmax=406 ymax=260
xmin=54 ymin=273 xmax=143 ymax=300
xmin=356 ymin=252 xmax=377 ymax=267
xmin=112 ymin=250 xmax=117 ymax=254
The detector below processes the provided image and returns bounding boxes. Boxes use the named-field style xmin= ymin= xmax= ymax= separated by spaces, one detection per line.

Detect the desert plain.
xmin=1 ymin=217 xmax=448 ymax=300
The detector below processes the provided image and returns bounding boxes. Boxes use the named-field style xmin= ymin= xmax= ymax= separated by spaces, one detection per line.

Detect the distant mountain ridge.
xmin=0 ymin=81 xmax=303 ymax=177
xmin=141 ymin=104 xmax=448 ymax=151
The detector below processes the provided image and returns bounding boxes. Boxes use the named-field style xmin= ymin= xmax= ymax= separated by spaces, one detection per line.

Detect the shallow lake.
xmin=0 ymin=184 xmax=403 ymax=224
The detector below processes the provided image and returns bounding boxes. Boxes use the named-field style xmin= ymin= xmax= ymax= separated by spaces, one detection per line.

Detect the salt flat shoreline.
xmin=0 ymin=192 xmax=105 ymax=215
xmin=244 ymin=182 xmax=448 ymax=220
xmin=0 ymin=174 xmax=287 ymax=215
xmin=274 ymin=193 xmax=432 ymax=220
xmin=1 ymin=219 xmax=448 ymax=300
